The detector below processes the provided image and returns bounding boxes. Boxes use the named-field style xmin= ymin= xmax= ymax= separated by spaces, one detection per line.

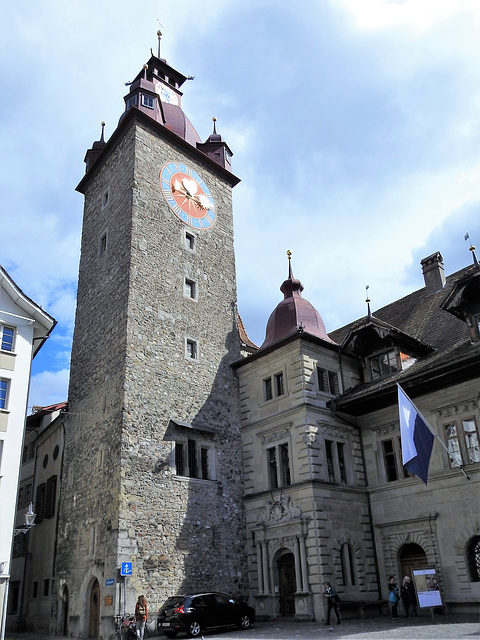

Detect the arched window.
xmin=466 ymin=536 xmax=480 ymax=582
xmin=340 ymin=543 xmax=355 ymax=586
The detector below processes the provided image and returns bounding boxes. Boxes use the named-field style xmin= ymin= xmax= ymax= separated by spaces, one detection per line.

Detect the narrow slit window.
xmin=186 ymin=339 xmax=198 ymax=360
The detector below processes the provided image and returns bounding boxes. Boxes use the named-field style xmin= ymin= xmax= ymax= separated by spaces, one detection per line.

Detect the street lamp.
xmin=14 ymin=503 xmax=36 ymax=536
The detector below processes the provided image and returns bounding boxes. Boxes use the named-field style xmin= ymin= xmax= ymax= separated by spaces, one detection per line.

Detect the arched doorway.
xmin=59 ymin=585 xmax=69 ymax=636
xmin=277 ymin=552 xmax=296 ymax=617
xmin=399 ymin=542 xmax=428 ymax=579
xmin=88 ymin=579 xmax=100 ymax=638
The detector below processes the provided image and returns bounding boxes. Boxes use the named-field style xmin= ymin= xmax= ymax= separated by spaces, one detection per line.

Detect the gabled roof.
xmin=340 ymin=314 xmax=434 ymax=358
xmin=0 ymin=265 xmax=56 ymax=356
xmin=330 ymin=264 xmax=474 ymax=350
xmin=330 ymin=263 xmax=479 ymax=414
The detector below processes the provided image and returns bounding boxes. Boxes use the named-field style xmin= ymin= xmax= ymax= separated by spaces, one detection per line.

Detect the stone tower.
xmin=55 ymin=40 xmax=247 ymax=639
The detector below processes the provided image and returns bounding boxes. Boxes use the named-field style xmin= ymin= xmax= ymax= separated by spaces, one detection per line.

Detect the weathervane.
xmin=464 ymin=232 xmax=478 ymax=267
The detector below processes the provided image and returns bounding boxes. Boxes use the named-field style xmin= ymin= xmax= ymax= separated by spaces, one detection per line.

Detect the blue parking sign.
xmin=121 ymin=562 xmax=132 ymax=576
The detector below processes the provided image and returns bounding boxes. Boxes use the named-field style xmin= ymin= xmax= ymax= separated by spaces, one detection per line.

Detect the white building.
xmin=0 ymin=266 xmax=56 ymax=639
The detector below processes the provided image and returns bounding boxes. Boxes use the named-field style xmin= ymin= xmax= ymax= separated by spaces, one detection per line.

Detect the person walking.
xmin=323 ymin=582 xmax=341 ymax=626
xmin=388 ymin=576 xmax=399 ymax=618
xmin=135 ymin=595 xmax=148 ymax=640
xmin=400 ymin=576 xmax=418 ymax=618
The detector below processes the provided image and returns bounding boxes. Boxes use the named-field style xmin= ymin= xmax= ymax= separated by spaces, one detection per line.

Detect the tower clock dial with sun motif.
xmin=160 ymin=162 xmax=216 ymax=229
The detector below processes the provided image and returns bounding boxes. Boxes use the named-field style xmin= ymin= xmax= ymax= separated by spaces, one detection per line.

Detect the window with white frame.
xmin=444 ymin=416 xmax=480 ymax=467
xmin=317 ymin=367 xmax=340 ymax=395
xmin=267 ymin=442 xmax=291 ymax=489
xmin=142 ymin=94 xmax=155 ymax=109
xmin=174 ymin=438 xmax=214 ymax=480
xmin=0 ymin=379 xmax=9 ymax=410
xmin=1 ymin=325 xmax=15 ymax=352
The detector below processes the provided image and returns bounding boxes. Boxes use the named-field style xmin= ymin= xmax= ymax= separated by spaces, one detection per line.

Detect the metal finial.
xmin=287 ymin=250 xmax=293 ymax=279
xmin=465 ymin=232 xmax=479 ymax=267
xmin=365 ymin=285 xmax=371 ymax=318
xmin=212 ymin=117 xmax=217 ymax=135
xmin=157 ymin=26 xmax=163 ymax=58
xmin=100 ymin=122 xmax=105 ymax=142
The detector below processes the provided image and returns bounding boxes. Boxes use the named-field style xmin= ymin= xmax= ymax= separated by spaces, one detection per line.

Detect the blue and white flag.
xmin=398 ymin=385 xmax=435 ymax=485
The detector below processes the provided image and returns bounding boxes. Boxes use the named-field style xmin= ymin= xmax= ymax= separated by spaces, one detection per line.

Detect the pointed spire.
xmin=196 ymin=117 xmax=234 ymax=171
xmin=84 ymin=122 xmax=107 ymax=173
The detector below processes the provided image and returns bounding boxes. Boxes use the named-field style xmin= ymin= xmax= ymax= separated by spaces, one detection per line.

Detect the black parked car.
xmin=157 ymin=592 xmax=255 ymax=638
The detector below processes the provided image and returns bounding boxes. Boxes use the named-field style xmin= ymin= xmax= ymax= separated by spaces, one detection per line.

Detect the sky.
xmin=2 ymin=0 xmax=480 ymax=411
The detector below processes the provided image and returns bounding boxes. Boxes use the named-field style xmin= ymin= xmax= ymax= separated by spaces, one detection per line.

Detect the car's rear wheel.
xmin=163 ymin=632 xmax=177 ymax=639
xmin=238 ymin=614 xmax=252 ymax=630
xmin=187 ymin=620 xmax=202 ymax=638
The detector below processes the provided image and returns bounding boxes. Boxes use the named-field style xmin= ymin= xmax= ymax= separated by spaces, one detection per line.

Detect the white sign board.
xmin=412 ymin=568 xmax=442 ymax=608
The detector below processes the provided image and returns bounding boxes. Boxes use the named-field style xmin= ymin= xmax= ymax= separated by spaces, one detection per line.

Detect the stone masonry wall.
xmin=55 ymin=117 xmax=248 ymax=639
xmin=119 ymin=121 xmax=247 ymax=609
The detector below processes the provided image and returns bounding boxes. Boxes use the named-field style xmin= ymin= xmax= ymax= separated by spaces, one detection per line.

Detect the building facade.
xmin=8 ymin=404 xmax=66 ymax=634
xmin=0 ymin=266 xmax=56 ymax=638
xmin=8 ymin=42 xmax=480 ymax=637
xmin=53 ymin=43 xmax=248 ymax=639
xmin=235 ymin=251 xmax=480 ymax=622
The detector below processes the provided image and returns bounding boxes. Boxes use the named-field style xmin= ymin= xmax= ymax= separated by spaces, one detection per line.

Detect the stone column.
xmin=256 ymin=543 xmax=264 ymax=594
xmin=261 ymin=541 xmax=270 ymax=594
xmin=299 ymin=534 xmax=309 ymax=593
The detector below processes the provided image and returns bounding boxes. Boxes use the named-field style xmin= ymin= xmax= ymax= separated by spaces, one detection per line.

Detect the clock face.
xmin=160 ymin=162 xmax=216 ymax=229
xmin=155 ymin=82 xmax=179 ymax=106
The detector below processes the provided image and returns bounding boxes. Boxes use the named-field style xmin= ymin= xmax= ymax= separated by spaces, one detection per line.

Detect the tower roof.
xmin=259 ymin=253 xmax=336 ymax=350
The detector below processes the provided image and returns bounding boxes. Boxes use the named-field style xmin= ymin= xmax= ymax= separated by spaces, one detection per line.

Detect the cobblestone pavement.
xmin=6 ymin=614 xmax=480 ymax=640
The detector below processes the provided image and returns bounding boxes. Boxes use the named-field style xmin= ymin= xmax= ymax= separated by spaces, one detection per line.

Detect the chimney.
xmin=421 ymin=251 xmax=446 ymax=294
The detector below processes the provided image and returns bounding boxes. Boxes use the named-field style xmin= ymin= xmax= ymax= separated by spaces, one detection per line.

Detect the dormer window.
xmin=126 ymin=95 xmax=137 ymax=110
xmin=141 ymin=95 xmax=155 ymax=109
xmin=369 ymin=349 xmax=398 ymax=380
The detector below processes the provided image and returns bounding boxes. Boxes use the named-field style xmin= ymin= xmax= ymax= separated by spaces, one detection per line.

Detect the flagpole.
xmin=397 ymin=384 xmax=471 ymax=480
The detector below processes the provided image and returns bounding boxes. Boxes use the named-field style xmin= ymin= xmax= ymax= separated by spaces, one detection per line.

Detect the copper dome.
xmin=260 ymin=259 xmax=336 ymax=350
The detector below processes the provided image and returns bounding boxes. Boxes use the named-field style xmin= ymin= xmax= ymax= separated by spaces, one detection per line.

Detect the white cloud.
xmin=339 ymin=0 xmax=480 ymax=31
xmin=28 ymin=369 xmax=70 ymax=414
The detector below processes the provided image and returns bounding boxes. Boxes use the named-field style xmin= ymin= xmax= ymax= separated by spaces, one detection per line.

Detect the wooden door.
xmin=88 ymin=580 xmax=100 ymax=638
xmin=277 ymin=553 xmax=296 ymax=617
